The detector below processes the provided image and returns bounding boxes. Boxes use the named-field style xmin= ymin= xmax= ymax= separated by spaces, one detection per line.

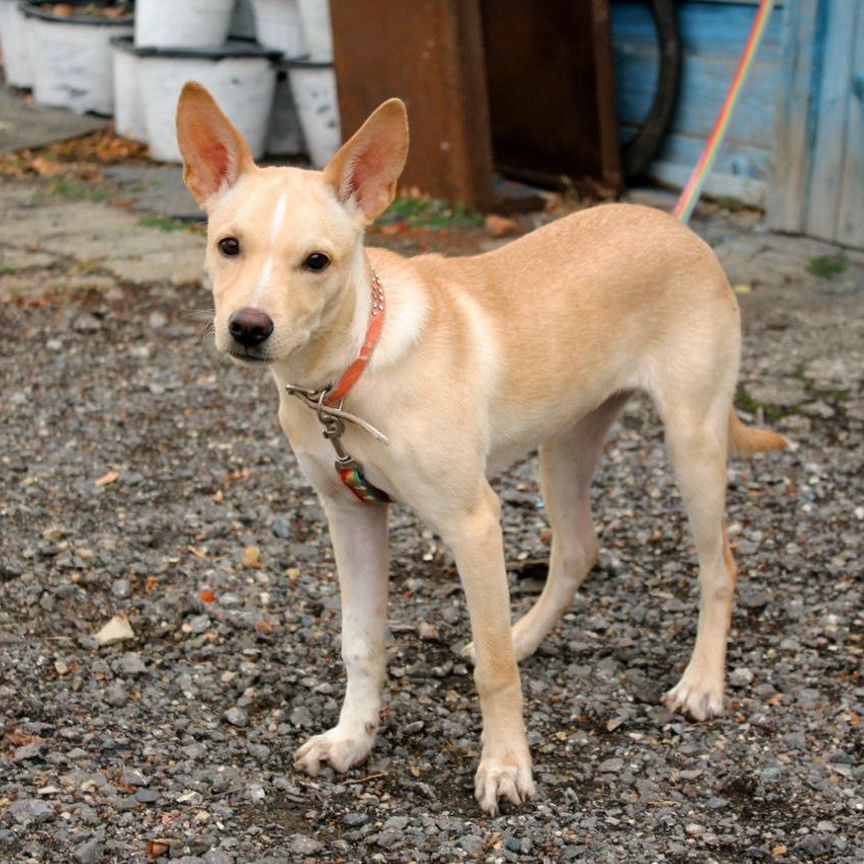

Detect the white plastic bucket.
xmin=267 ymin=66 xmax=305 ymax=156
xmin=110 ymin=37 xmax=146 ymax=142
xmin=0 ymin=0 xmax=32 ymax=88
xmin=134 ymin=0 xmax=236 ymax=49
xmin=296 ymin=0 xmax=332 ymax=62
xmin=137 ymin=45 xmax=278 ymax=162
xmin=21 ymin=2 xmax=133 ymax=115
xmin=288 ymin=60 xmax=340 ymax=168
xmin=251 ymin=0 xmax=305 ymax=57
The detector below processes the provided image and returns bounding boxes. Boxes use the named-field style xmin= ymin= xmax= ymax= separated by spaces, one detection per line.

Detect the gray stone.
xmin=6 ymin=798 xmax=55 ymax=826
xmin=224 ymin=707 xmax=248 ymax=727
xmin=72 ymin=838 xmax=103 ymax=864
xmin=111 ymin=578 xmax=133 ymax=599
xmin=287 ymin=835 xmax=322 ymax=855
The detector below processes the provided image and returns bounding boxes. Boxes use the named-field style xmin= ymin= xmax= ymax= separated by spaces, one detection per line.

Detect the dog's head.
xmin=175 ymin=82 xmax=408 ymax=367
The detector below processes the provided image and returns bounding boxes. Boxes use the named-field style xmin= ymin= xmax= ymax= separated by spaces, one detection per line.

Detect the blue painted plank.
xmin=611 ymin=0 xmax=784 ymax=198
xmin=805 ymin=0 xmax=858 ymax=238
xmin=766 ymin=0 xmax=821 ymax=233
xmin=837 ymin=2 xmax=864 ymax=247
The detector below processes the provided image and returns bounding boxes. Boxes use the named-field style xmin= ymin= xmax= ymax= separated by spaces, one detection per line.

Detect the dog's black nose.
xmin=228 ymin=308 xmax=274 ymax=347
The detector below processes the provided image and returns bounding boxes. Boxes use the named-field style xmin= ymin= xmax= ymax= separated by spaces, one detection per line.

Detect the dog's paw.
xmin=664 ymin=674 xmax=724 ymax=721
xmin=474 ymin=751 xmax=536 ymax=816
xmin=293 ymin=726 xmax=375 ymax=776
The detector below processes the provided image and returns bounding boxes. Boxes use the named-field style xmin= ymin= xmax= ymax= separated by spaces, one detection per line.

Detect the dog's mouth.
xmin=227 ymin=349 xmax=273 ymax=365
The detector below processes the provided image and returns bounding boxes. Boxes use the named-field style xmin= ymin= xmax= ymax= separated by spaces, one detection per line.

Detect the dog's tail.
xmin=728 ymin=410 xmax=788 ymax=458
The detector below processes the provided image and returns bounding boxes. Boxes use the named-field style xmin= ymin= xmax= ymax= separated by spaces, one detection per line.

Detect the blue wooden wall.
xmin=612 ymin=0 xmax=785 ymax=205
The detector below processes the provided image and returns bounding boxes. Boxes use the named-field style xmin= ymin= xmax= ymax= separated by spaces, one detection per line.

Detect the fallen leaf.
xmin=144 ymin=576 xmax=159 ymax=594
xmin=484 ymin=214 xmax=519 ymax=238
xmin=93 ymin=614 xmax=135 ymax=646
xmin=95 ymin=470 xmax=119 ymax=487
xmin=772 ymin=844 xmax=788 ymax=857
xmin=199 ymin=590 xmax=215 ymax=603
xmin=187 ymin=546 xmax=207 ymax=560
xmin=243 ymin=546 xmax=263 ymax=569
xmin=147 ymin=839 xmax=177 ymax=859
xmin=5 ymin=730 xmax=46 ymax=747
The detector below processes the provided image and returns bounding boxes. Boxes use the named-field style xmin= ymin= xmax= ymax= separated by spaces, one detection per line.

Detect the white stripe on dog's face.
xmin=252 ymin=191 xmax=288 ymax=304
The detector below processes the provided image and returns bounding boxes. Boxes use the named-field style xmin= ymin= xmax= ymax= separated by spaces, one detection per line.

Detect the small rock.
xmin=149 ymin=310 xmax=168 ymax=329
xmin=104 ymin=682 xmax=127 ymax=707
xmin=72 ymin=838 xmax=102 ymax=864
xmin=224 ymin=707 xmax=247 ymax=728
xmin=116 ymin=652 xmax=146 ymax=677
xmin=290 ymin=706 xmax=313 ymax=727
xmin=134 ymin=789 xmax=160 ymax=804
xmin=111 ymin=578 xmax=132 ymax=599
xmin=730 ymin=667 xmax=754 ymax=688
xmin=287 ymin=835 xmax=322 ymax=855
xmin=6 ymin=799 xmax=55 ymax=826
xmin=597 ymin=757 xmax=624 ymax=773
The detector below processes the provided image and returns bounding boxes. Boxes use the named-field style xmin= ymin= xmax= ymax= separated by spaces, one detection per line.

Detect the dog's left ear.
xmin=323 ymin=98 xmax=409 ymax=222
xmin=176 ymin=81 xmax=255 ymax=208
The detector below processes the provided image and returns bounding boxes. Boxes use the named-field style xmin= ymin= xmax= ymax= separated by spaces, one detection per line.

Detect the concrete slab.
xmin=0 ymin=85 xmax=106 ymax=152
xmin=103 ymin=164 xmax=202 ymax=222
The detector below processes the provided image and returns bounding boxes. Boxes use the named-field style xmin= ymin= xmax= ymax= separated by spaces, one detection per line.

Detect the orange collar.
xmin=323 ymin=271 xmax=386 ymax=406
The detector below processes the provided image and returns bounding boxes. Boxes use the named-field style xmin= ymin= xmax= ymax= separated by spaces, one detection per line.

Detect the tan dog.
xmin=176 ymin=83 xmax=786 ymax=815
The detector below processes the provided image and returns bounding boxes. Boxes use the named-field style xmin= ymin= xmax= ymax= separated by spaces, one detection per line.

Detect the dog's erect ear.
xmin=176 ymin=81 xmax=255 ymax=207
xmin=323 ymin=98 xmax=409 ymax=222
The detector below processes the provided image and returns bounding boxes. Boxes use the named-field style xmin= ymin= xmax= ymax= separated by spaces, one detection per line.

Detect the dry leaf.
xmin=243 ymin=546 xmax=263 ymax=569
xmin=5 ymin=730 xmax=46 ymax=747
xmin=144 ymin=576 xmax=159 ymax=594
xmin=771 ymin=844 xmax=788 ymax=857
xmin=199 ymin=590 xmax=215 ymax=603
xmin=484 ymin=214 xmax=519 ymax=238
xmin=146 ymin=838 xmax=177 ymax=859
xmin=187 ymin=546 xmax=207 ymax=560
xmin=95 ymin=470 xmax=119 ymax=487
xmin=93 ymin=614 xmax=135 ymax=646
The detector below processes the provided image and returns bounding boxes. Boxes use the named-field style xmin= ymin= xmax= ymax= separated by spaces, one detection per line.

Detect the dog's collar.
xmin=324 ymin=270 xmax=386 ymax=405
xmin=285 ymin=271 xmax=392 ymax=505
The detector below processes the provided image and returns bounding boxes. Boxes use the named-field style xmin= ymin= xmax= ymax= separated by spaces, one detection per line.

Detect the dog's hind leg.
xmin=659 ymin=393 xmax=738 ymax=721
xmin=510 ymin=393 xmax=629 ymax=661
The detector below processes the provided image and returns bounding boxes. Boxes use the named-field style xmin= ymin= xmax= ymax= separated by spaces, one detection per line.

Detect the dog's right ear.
xmin=176 ymin=81 xmax=255 ymax=208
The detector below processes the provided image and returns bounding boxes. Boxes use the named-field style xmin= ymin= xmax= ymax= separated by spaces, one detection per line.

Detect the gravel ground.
xmin=1 ymin=181 xmax=863 ymax=863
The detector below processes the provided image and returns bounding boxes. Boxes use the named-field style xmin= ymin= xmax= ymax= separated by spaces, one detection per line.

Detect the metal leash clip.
xmin=284 ymin=384 xmax=390 ymax=445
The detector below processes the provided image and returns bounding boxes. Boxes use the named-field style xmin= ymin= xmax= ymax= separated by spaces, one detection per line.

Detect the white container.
xmin=110 ymin=37 xmax=146 ymax=141
xmin=251 ymin=0 xmax=305 ymax=56
xmin=296 ymin=0 xmax=331 ymax=62
xmin=267 ymin=65 xmax=305 ymax=156
xmin=229 ymin=0 xmax=256 ymax=39
xmin=135 ymin=0 xmax=235 ymax=49
xmin=288 ymin=59 xmax=340 ymax=168
xmin=20 ymin=1 xmax=133 ymax=115
xmin=136 ymin=43 xmax=279 ymax=162
xmin=0 ymin=0 xmax=32 ymax=88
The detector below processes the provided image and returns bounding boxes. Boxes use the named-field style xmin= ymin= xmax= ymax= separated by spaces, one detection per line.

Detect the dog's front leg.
xmin=435 ymin=484 xmax=536 ymax=815
xmin=293 ymin=495 xmax=389 ymax=775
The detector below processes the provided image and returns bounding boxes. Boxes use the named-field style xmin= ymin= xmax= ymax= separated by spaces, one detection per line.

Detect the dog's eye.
xmin=304 ymin=252 xmax=331 ymax=272
xmin=218 ymin=237 xmax=240 ymax=257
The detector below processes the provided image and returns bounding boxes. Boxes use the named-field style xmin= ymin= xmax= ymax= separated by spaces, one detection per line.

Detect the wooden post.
xmin=330 ymin=0 xmax=494 ymax=210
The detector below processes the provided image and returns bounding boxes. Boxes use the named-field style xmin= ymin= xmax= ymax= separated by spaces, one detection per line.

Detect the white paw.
xmin=474 ymin=752 xmax=536 ymax=816
xmin=664 ymin=673 xmax=724 ymax=721
xmin=293 ymin=726 xmax=375 ymax=776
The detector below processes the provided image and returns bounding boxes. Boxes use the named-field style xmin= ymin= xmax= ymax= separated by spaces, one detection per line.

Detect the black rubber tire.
xmin=620 ymin=0 xmax=682 ymax=180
